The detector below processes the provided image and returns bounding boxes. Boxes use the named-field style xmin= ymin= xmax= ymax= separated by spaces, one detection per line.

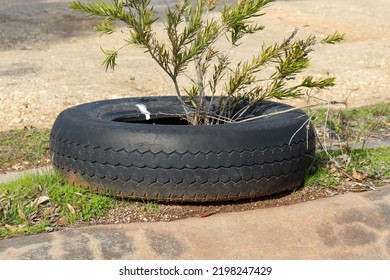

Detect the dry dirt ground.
xmin=0 ymin=0 xmax=389 ymax=225
xmin=1 ymin=0 xmax=389 ymax=132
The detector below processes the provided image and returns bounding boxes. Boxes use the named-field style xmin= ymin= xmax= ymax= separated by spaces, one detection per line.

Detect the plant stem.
xmin=236 ymin=100 xmax=347 ymax=123
xmin=172 ymin=77 xmax=194 ymax=121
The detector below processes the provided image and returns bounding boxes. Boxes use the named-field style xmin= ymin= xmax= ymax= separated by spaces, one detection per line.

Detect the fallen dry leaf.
xmin=67 ymin=203 xmax=76 ymax=214
xmin=352 ymin=171 xmax=366 ymax=181
xmin=47 ymin=206 xmax=57 ymax=215
xmin=56 ymin=217 xmax=67 ymax=225
xmin=4 ymin=224 xmax=17 ymax=232
xmin=199 ymin=211 xmax=216 ymax=218
xmin=17 ymin=208 xmax=26 ymax=221
xmin=35 ymin=196 xmax=50 ymax=206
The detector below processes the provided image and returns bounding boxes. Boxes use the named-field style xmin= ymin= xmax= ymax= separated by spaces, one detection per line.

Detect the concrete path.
xmin=1 ymin=185 xmax=389 ymax=260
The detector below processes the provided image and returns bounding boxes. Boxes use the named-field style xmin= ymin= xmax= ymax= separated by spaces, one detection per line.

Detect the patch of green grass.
xmin=310 ymin=103 xmax=389 ymax=140
xmin=313 ymin=103 xmax=390 ymax=123
xmin=305 ymin=168 xmax=339 ymax=188
xmin=0 ymin=128 xmax=50 ymax=172
xmin=133 ymin=200 xmax=160 ymax=214
xmin=353 ymin=147 xmax=390 ymax=176
xmin=0 ymin=171 xmax=116 ymax=240
xmin=342 ymin=103 xmax=390 ymax=120
xmin=306 ymin=147 xmax=390 ymax=189
xmin=0 ymin=222 xmax=51 ymax=240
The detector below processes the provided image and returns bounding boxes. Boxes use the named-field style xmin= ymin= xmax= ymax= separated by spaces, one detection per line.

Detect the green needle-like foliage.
xmin=71 ymin=0 xmax=345 ymax=124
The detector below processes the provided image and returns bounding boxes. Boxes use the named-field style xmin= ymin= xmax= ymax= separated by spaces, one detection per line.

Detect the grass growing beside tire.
xmin=305 ymin=147 xmax=390 ymax=189
xmin=0 ymin=171 xmax=115 ymax=239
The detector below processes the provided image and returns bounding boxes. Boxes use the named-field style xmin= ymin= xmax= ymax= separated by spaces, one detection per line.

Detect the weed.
xmin=132 ymin=200 xmax=160 ymax=214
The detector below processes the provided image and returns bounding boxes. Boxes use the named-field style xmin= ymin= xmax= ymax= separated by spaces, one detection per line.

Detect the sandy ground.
xmin=1 ymin=0 xmax=389 ymax=131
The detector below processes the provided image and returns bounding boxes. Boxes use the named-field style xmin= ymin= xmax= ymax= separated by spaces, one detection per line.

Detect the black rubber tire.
xmin=50 ymin=96 xmax=315 ymax=202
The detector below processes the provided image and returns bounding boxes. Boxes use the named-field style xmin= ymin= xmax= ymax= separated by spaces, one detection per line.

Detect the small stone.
xmin=45 ymin=227 xmax=54 ymax=232
xmin=12 ymin=163 xmax=23 ymax=170
xmin=11 ymin=117 xmax=22 ymax=124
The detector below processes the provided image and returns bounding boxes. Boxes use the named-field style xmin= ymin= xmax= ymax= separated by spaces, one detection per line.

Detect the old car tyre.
xmin=50 ymin=96 xmax=315 ymax=202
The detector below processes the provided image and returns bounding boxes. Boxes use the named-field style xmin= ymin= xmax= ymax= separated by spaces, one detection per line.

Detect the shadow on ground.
xmin=0 ymin=0 xmax=101 ymax=50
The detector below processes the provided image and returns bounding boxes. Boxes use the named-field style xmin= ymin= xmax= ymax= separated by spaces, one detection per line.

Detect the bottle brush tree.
xmin=71 ymin=0 xmax=344 ymax=125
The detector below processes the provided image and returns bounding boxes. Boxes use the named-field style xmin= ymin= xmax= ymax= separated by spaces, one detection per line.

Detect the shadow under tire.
xmin=50 ymin=96 xmax=315 ymax=202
